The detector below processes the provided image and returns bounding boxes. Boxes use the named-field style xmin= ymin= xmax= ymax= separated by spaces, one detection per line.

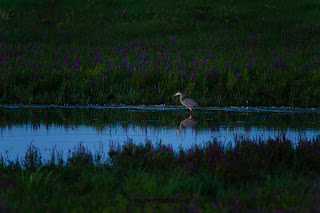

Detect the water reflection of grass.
xmin=1 ymin=107 xmax=320 ymax=131
xmin=1 ymin=136 xmax=320 ymax=211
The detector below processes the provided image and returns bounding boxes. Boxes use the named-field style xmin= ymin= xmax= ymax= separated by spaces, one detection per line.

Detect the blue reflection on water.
xmin=0 ymin=105 xmax=319 ymax=161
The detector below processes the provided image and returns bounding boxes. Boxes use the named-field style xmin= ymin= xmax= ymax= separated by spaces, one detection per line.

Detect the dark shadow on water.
xmin=176 ymin=115 xmax=199 ymax=134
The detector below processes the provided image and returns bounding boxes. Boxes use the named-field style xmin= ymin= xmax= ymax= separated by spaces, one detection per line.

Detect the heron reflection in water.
xmin=173 ymin=91 xmax=199 ymax=115
xmin=176 ymin=115 xmax=199 ymax=134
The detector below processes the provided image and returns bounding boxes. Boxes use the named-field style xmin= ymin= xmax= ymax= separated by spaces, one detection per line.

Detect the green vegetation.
xmin=0 ymin=0 xmax=320 ymax=107
xmin=1 ymin=137 xmax=320 ymax=212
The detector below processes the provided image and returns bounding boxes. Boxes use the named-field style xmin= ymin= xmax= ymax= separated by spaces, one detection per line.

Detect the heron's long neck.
xmin=179 ymin=94 xmax=183 ymax=104
xmin=179 ymin=122 xmax=183 ymax=131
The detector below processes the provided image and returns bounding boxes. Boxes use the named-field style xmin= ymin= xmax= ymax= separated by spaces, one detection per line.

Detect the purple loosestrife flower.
xmin=92 ymin=55 xmax=99 ymax=64
xmin=101 ymin=73 xmax=107 ymax=80
xmin=73 ymin=59 xmax=80 ymax=71
xmin=212 ymin=202 xmax=216 ymax=209
xmin=170 ymin=36 xmax=176 ymax=44
xmin=210 ymin=68 xmax=220 ymax=78
xmin=187 ymin=205 xmax=198 ymax=213
xmin=46 ymin=65 xmax=52 ymax=73
xmin=312 ymin=57 xmax=320 ymax=67
xmin=3 ymin=30 xmax=8 ymax=37
xmin=207 ymin=156 xmax=212 ymax=163
xmin=128 ymin=40 xmax=133 ymax=48
xmin=178 ymin=70 xmax=186 ymax=76
xmin=302 ymin=64 xmax=309 ymax=72
xmin=174 ymin=57 xmax=181 ymax=66
xmin=162 ymin=51 xmax=168 ymax=64
xmin=189 ymin=72 xmax=195 ymax=81
xmin=185 ymin=161 xmax=192 ymax=169
xmin=120 ymin=56 xmax=128 ymax=68
xmin=246 ymin=59 xmax=252 ymax=69
xmin=33 ymin=72 xmax=38 ymax=79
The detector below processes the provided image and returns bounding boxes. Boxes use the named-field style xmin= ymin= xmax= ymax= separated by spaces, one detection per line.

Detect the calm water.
xmin=0 ymin=105 xmax=320 ymax=161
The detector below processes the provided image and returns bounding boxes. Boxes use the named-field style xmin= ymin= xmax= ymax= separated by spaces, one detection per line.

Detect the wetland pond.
xmin=0 ymin=105 xmax=320 ymax=161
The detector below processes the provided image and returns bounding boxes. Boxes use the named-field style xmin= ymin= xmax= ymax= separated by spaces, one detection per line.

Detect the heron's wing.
xmin=182 ymin=118 xmax=199 ymax=127
xmin=183 ymin=98 xmax=199 ymax=107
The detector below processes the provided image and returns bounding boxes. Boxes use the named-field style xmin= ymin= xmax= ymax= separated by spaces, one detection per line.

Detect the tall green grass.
xmin=1 ymin=137 xmax=320 ymax=211
xmin=0 ymin=0 xmax=320 ymax=107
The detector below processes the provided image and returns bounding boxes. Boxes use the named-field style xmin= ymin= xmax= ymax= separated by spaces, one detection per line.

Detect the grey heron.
xmin=173 ymin=91 xmax=199 ymax=115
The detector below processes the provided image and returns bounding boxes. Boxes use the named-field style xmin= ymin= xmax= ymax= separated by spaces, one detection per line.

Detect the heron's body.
xmin=173 ymin=92 xmax=199 ymax=114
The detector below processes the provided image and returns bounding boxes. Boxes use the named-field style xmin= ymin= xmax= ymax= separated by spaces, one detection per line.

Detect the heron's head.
xmin=173 ymin=91 xmax=182 ymax=96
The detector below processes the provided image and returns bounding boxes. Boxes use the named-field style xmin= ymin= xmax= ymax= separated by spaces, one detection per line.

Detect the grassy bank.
xmin=1 ymin=136 xmax=320 ymax=212
xmin=0 ymin=0 xmax=320 ymax=107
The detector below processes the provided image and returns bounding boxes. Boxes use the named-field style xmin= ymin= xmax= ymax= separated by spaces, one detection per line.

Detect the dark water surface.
xmin=0 ymin=105 xmax=320 ymax=161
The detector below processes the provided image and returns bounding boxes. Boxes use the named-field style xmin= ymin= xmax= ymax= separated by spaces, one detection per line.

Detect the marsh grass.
xmin=1 ymin=137 xmax=320 ymax=211
xmin=0 ymin=0 xmax=320 ymax=107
